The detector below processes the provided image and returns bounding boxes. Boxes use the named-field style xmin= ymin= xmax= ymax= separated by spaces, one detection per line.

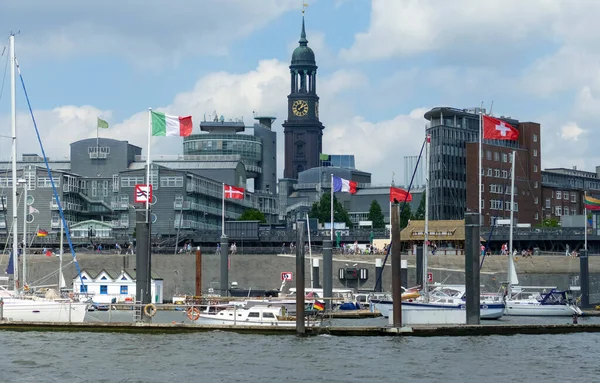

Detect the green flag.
xmin=319 ymin=153 xmax=330 ymax=161
xmin=97 ymin=118 xmax=109 ymax=129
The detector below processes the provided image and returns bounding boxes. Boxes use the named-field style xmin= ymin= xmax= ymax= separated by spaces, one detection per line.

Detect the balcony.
xmin=111 ymin=202 xmax=129 ymax=210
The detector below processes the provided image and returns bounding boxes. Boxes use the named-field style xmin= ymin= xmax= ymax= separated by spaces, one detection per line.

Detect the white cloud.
xmin=559 ymin=122 xmax=584 ymax=141
xmin=1 ymin=0 xmax=299 ymax=69
xmin=340 ymin=0 xmax=559 ymax=62
xmin=0 ymin=59 xmax=423 ymax=185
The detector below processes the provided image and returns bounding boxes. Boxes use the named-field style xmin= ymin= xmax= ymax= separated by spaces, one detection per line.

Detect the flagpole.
xmin=146 ymin=108 xmax=152 ymax=222
xmin=478 ymin=102 xmax=483 ymax=225
xmin=585 ymin=191 xmax=588 ymax=251
xmin=222 ymin=183 xmax=225 ymax=237
xmin=330 ymin=173 xmax=334 ymax=242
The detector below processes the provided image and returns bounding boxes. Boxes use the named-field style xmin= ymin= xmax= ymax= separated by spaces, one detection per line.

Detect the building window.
xmin=533 ymin=164 xmax=538 ymax=173
xmin=563 ymin=208 xmax=569 ymax=216
xmin=555 ymin=206 xmax=562 ymax=216
xmin=91 ymin=180 xmax=97 ymax=197
xmin=160 ymin=176 xmax=184 ymax=187
xmin=533 ymin=133 xmax=538 ymax=142
xmin=501 ymin=170 xmax=508 ymax=179
xmin=80 ymin=285 xmax=88 ymax=293
xmin=502 ymin=153 xmax=508 ymax=162
xmin=572 ymin=208 xmax=577 ymax=215
xmin=486 ymin=151 xmax=492 ymax=160
xmin=534 ymin=181 xmax=538 ymax=189
xmin=494 ymin=169 xmax=500 ymax=177
xmin=112 ymin=175 xmax=119 ymax=192
xmin=487 ymin=168 xmax=492 ymax=176
xmin=533 ymin=149 xmax=538 ymax=157
xmin=490 ymin=200 xmax=502 ymax=210
xmin=534 ymin=197 xmax=538 ymax=204
xmin=571 ymin=194 xmax=576 ymax=203
xmin=535 ymin=212 xmax=539 ymax=220
xmin=545 ymin=198 xmax=550 ymax=208
xmin=493 ymin=152 xmax=500 ymax=161
xmin=556 ymin=191 xmax=562 ymax=199
xmin=120 ymin=285 xmax=128 ymax=294
xmin=564 ymin=192 xmax=569 ymax=200
xmin=481 ymin=199 xmax=485 ymax=209
xmin=100 ymin=285 xmax=108 ymax=294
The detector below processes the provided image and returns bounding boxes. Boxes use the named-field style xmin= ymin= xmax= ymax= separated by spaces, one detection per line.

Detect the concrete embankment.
xmin=1 ymin=321 xmax=600 ymax=337
xmin=5 ymin=252 xmax=600 ymax=300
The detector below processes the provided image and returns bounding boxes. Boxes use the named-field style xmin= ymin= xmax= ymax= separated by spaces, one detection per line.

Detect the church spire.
xmin=299 ymin=16 xmax=308 ymax=45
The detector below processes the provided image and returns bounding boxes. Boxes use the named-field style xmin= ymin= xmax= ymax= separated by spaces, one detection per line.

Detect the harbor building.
xmin=0 ymin=134 xmax=279 ymax=241
xmin=424 ymin=107 xmax=542 ymax=225
xmin=541 ymin=167 xmax=600 ymax=222
xmin=73 ymin=269 xmax=163 ymax=305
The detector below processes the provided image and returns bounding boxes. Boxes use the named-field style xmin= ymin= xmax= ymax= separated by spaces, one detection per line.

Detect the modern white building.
xmin=73 ymin=268 xmax=163 ymax=304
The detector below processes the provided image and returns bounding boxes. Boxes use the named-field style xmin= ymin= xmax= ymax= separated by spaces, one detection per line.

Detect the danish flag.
xmin=224 ymin=184 xmax=245 ymax=199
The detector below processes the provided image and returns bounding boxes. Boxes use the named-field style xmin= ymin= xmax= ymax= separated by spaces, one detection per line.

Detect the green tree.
xmin=412 ymin=191 xmax=426 ymax=220
xmin=367 ymin=200 xmax=385 ymax=228
xmin=308 ymin=193 xmax=353 ymax=228
xmin=400 ymin=203 xmax=412 ymax=228
xmin=541 ymin=217 xmax=560 ymax=227
xmin=238 ymin=208 xmax=266 ymax=223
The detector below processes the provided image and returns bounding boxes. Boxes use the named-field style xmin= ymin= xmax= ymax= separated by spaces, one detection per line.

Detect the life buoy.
xmin=144 ymin=303 xmax=157 ymax=317
xmin=187 ymin=307 xmax=201 ymax=321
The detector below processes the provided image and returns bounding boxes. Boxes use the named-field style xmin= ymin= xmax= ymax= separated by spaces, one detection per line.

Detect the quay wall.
xmin=6 ymin=253 xmax=600 ymax=301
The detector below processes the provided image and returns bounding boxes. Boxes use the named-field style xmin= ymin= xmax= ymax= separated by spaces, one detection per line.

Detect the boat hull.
xmin=371 ymin=300 xmax=505 ymax=320
xmin=504 ymin=302 xmax=582 ymax=316
xmin=1 ymin=298 xmax=88 ymax=323
xmin=192 ymin=315 xmax=318 ymax=327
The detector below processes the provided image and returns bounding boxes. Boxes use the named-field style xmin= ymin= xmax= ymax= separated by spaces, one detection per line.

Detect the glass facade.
xmin=426 ymin=107 xmax=521 ymax=220
xmin=321 ymin=155 xmax=355 ymax=169
xmin=183 ymin=134 xmax=262 ymax=162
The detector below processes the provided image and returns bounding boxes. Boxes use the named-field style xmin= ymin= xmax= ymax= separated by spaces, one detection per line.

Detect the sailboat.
xmin=0 ymin=34 xmax=87 ymax=323
xmin=501 ymin=149 xmax=581 ymax=317
xmin=374 ymin=133 xmax=505 ymax=323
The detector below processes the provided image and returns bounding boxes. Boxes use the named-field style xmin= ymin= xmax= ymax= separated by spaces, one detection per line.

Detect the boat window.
xmin=248 ymin=312 xmax=260 ymax=318
xmin=263 ymin=312 xmax=275 ymax=318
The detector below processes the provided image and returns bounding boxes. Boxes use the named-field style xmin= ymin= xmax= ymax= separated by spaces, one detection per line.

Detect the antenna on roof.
xmin=489 ymin=101 xmax=494 ymax=116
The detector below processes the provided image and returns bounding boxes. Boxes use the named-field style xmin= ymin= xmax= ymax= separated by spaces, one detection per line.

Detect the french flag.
xmin=333 ymin=176 xmax=357 ymax=194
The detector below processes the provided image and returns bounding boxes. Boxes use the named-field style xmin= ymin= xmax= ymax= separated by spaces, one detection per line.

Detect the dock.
xmin=2 ymin=321 xmax=600 ymax=336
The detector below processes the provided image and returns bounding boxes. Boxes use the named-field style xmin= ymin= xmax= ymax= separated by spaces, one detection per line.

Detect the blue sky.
xmin=0 ymin=0 xmax=599 ymax=184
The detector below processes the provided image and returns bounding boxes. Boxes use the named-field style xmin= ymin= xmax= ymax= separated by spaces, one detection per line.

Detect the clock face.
xmin=292 ymin=100 xmax=309 ymax=117
xmin=315 ymin=102 xmax=319 ymax=119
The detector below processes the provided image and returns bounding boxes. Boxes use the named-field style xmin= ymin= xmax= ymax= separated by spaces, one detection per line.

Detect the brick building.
xmin=424 ymin=107 xmax=542 ymax=224
xmin=541 ymin=167 xmax=600 ymax=221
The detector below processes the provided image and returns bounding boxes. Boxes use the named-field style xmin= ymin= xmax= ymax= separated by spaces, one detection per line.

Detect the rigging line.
xmin=373 ymin=136 xmax=427 ymax=292
xmin=0 ymin=40 xmax=8 ymax=103
xmin=15 ymin=58 xmax=87 ymax=292
xmin=480 ymin=182 xmax=510 ymax=269
xmin=515 ymin=151 xmax=544 ymax=221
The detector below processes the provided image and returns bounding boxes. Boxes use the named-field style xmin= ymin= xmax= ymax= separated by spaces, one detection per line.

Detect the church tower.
xmin=283 ymin=16 xmax=324 ymax=180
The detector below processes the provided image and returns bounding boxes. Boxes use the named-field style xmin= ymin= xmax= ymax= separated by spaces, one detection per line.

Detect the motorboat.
xmin=187 ymin=304 xmax=322 ymax=327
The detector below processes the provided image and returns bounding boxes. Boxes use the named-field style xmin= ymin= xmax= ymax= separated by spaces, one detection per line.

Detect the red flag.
xmin=483 ymin=116 xmax=519 ymax=140
xmin=390 ymin=187 xmax=413 ymax=203
xmin=224 ymin=184 xmax=245 ymax=199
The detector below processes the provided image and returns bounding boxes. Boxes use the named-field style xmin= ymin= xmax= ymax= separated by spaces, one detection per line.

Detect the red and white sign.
xmin=427 ymin=272 xmax=433 ymax=283
xmin=224 ymin=184 xmax=245 ymax=199
xmin=281 ymin=272 xmax=293 ymax=281
xmin=134 ymin=184 xmax=153 ymax=203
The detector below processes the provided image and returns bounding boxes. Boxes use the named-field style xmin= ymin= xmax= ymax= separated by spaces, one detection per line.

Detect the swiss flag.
xmin=390 ymin=187 xmax=413 ymax=203
xmin=483 ymin=116 xmax=519 ymax=140
xmin=224 ymin=184 xmax=245 ymax=199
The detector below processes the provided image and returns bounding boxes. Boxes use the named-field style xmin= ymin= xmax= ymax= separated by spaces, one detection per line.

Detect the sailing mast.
xmin=9 ymin=34 xmax=19 ymax=293
xmin=423 ymin=134 xmax=431 ymax=299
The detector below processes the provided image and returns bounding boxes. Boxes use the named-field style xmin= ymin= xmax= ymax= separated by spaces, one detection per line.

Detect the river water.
xmin=1 ymin=312 xmax=599 ymax=383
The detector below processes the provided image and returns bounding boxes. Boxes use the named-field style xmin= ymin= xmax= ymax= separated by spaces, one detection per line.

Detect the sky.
xmin=0 ymin=0 xmax=598 ymax=186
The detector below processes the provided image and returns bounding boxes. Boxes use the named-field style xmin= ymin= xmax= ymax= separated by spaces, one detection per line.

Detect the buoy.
xmin=144 ymin=303 xmax=157 ymax=317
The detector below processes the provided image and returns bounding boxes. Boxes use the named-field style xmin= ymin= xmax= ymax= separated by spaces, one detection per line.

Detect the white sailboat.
xmin=381 ymin=133 xmax=505 ymax=324
xmin=500 ymin=149 xmax=581 ymax=316
xmin=0 ymin=34 xmax=87 ymax=323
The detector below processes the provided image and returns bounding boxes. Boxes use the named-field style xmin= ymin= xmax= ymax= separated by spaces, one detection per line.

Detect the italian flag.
xmin=151 ymin=111 xmax=193 ymax=137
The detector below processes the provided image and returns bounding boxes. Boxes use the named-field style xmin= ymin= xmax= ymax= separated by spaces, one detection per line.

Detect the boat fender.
xmin=187 ymin=307 xmax=201 ymax=321
xmin=144 ymin=303 xmax=157 ymax=317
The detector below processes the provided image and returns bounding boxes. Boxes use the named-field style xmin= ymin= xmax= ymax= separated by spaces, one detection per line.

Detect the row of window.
xmin=554 ymin=206 xmax=578 ymax=216
xmin=553 ymin=191 xmax=577 ymax=202
xmin=488 ymin=199 xmax=519 ymax=211
xmin=80 ymin=285 xmax=129 ymax=294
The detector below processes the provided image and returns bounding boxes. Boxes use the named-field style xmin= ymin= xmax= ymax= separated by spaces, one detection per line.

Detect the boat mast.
xmin=59 ymin=219 xmax=64 ymax=290
xmin=423 ymin=134 xmax=431 ymax=299
xmin=508 ymin=150 xmax=516 ymax=264
xmin=10 ymin=33 xmax=19 ymax=293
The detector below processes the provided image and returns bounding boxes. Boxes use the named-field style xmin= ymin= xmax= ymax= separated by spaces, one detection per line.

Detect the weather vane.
xmin=302 ymin=2 xmax=308 ymax=15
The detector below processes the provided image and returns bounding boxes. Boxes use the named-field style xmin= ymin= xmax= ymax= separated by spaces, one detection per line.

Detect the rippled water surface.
xmin=2 ymin=312 xmax=600 ymax=382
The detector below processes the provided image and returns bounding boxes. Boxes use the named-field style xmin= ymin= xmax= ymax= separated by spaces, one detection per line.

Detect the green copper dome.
xmin=291 ymin=17 xmax=315 ymax=65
